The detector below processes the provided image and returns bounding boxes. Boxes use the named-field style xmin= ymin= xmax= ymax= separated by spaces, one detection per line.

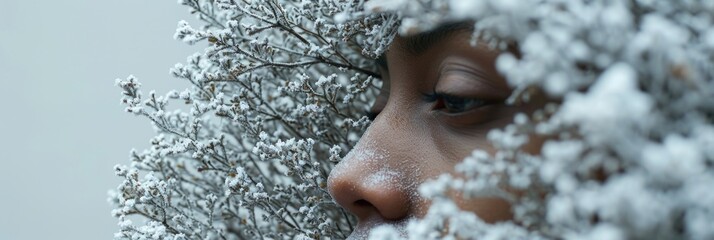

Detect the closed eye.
xmin=425 ymin=93 xmax=491 ymax=114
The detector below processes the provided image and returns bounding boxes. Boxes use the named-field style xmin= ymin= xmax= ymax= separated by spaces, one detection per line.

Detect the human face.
xmin=327 ymin=23 xmax=543 ymax=238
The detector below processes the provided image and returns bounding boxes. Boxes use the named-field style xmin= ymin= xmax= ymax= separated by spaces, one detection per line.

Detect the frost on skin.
xmin=112 ymin=0 xmax=714 ymax=240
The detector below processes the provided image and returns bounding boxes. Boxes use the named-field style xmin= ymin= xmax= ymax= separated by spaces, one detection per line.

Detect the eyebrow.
xmin=401 ymin=21 xmax=474 ymax=55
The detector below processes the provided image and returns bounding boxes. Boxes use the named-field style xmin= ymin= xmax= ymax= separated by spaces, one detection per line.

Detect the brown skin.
xmin=327 ymin=29 xmax=544 ymax=237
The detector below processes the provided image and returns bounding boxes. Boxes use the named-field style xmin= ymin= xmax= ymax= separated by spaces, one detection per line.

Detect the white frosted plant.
xmin=111 ymin=0 xmax=714 ymax=239
xmin=110 ymin=0 xmax=399 ymax=239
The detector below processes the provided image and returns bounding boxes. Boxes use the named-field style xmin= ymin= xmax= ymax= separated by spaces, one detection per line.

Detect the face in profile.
xmin=327 ymin=23 xmax=545 ymax=237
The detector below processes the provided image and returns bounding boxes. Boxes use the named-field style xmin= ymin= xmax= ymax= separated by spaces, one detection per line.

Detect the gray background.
xmin=0 ymin=1 xmax=201 ymax=239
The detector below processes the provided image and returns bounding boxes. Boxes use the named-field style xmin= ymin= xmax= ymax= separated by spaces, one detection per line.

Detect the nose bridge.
xmin=332 ymin=106 xmax=422 ymax=177
xmin=327 ymin=111 xmax=427 ymax=221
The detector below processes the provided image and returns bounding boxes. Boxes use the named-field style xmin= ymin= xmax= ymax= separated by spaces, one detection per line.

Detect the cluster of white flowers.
xmin=364 ymin=0 xmax=714 ymax=239
xmin=111 ymin=0 xmax=714 ymax=239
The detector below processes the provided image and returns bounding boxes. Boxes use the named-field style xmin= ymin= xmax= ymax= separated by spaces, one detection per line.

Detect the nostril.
xmin=354 ymin=199 xmax=372 ymax=207
xmin=351 ymin=199 xmax=377 ymax=219
xmin=326 ymin=138 xmax=414 ymax=222
xmin=329 ymin=175 xmax=413 ymax=222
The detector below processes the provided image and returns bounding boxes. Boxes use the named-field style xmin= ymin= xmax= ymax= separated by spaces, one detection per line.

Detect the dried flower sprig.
xmin=110 ymin=1 xmax=395 ymax=239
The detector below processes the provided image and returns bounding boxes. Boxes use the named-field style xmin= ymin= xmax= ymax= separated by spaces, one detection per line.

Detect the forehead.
xmin=381 ymin=22 xmax=508 ymax=90
xmin=385 ymin=23 xmax=500 ymax=67
xmin=396 ymin=22 xmax=475 ymax=56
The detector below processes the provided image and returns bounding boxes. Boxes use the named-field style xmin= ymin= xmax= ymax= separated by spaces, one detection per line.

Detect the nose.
xmin=328 ymin=163 xmax=411 ymax=221
xmin=327 ymin=117 xmax=418 ymax=222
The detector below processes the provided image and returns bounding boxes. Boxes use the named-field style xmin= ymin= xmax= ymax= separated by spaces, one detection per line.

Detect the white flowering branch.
xmin=110 ymin=1 xmax=397 ymax=239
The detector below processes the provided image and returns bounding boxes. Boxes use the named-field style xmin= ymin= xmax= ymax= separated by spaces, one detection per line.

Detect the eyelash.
xmin=424 ymin=93 xmax=488 ymax=114
xmin=366 ymin=93 xmax=492 ymax=121
xmin=367 ymin=93 xmax=487 ymax=120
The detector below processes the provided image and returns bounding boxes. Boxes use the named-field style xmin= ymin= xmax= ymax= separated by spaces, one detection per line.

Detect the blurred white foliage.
xmin=112 ymin=0 xmax=714 ymax=239
xmin=363 ymin=0 xmax=714 ymax=239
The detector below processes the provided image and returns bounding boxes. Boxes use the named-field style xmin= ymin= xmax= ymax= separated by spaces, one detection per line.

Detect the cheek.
xmin=522 ymin=134 xmax=547 ymax=155
xmin=426 ymin=107 xmax=548 ymax=222
xmin=429 ymin=108 xmax=515 ymax=160
xmin=450 ymin=190 xmax=513 ymax=223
